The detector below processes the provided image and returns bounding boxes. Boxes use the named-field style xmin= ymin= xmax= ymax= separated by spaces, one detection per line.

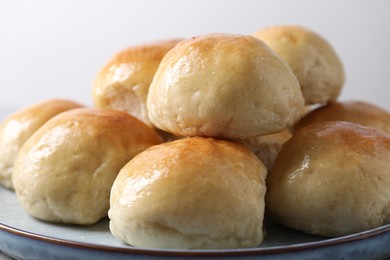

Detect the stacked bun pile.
xmin=1 ymin=25 xmax=390 ymax=250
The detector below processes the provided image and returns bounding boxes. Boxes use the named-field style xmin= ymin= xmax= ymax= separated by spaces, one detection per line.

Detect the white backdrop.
xmin=0 ymin=0 xmax=389 ymax=112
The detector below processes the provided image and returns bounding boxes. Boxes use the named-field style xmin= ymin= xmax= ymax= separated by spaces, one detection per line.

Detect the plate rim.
xmin=1 ymin=220 xmax=390 ymax=257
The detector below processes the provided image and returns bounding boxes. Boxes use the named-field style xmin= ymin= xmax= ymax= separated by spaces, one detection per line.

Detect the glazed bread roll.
xmin=266 ymin=121 xmax=390 ymax=237
xmin=109 ymin=137 xmax=267 ymax=249
xmin=293 ymin=101 xmax=390 ymax=134
xmin=147 ymin=33 xmax=304 ymax=139
xmin=253 ymin=25 xmax=345 ymax=105
xmin=0 ymin=99 xmax=83 ymax=190
xmin=238 ymin=129 xmax=292 ymax=172
xmin=92 ymin=39 xmax=182 ymax=126
xmin=13 ymin=108 xmax=163 ymax=225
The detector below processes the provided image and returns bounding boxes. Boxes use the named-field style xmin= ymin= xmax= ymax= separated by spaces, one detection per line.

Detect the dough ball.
xmin=293 ymin=100 xmax=390 ymax=134
xmin=238 ymin=129 xmax=292 ymax=172
xmin=92 ymin=39 xmax=182 ymax=126
xmin=147 ymin=33 xmax=304 ymax=139
xmin=253 ymin=25 xmax=345 ymax=105
xmin=12 ymin=108 xmax=163 ymax=225
xmin=0 ymin=99 xmax=83 ymax=189
xmin=109 ymin=137 xmax=267 ymax=249
xmin=267 ymin=121 xmax=390 ymax=237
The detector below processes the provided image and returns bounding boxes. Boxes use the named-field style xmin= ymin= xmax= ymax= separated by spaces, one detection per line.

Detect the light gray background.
xmin=0 ymin=0 xmax=389 ymax=111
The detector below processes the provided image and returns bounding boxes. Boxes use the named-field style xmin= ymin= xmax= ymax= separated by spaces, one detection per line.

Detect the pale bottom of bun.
xmin=109 ymin=218 xmax=264 ymax=249
xmin=0 ymin=165 xmax=12 ymax=189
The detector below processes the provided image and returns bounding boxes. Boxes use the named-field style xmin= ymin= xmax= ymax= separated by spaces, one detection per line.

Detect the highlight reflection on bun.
xmin=293 ymin=101 xmax=390 ymax=134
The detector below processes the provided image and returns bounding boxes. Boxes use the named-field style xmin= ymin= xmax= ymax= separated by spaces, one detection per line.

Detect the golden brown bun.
xmin=12 ymin=108 xmax=163 ymax=225
xmin=266 ymin=121 xmax=390 ymax=237
xmin=147 ymin=33 xmax=304 ymax=139
xmin=238 ymin=129 xmax=292 ymax=171
xmin=0 ymin=99 xmax=84 ymax=190
xmin=92 ymin=39 xmax=182 ymax=126
xmin=253 ymin=25 xmax=345 ymax=105
xmin=109 ymin=137 xmax=267 ymax=249
xmin=293 ymin=101 xmax=390 ymax=134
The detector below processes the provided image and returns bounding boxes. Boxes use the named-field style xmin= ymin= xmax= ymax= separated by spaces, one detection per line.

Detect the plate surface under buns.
xmin=2 ymin=176 xmax=390 ymax=259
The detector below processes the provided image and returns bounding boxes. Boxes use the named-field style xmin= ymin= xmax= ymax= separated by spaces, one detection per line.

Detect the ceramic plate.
xmin=1 ymin=187 xmax=390 ymax=260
